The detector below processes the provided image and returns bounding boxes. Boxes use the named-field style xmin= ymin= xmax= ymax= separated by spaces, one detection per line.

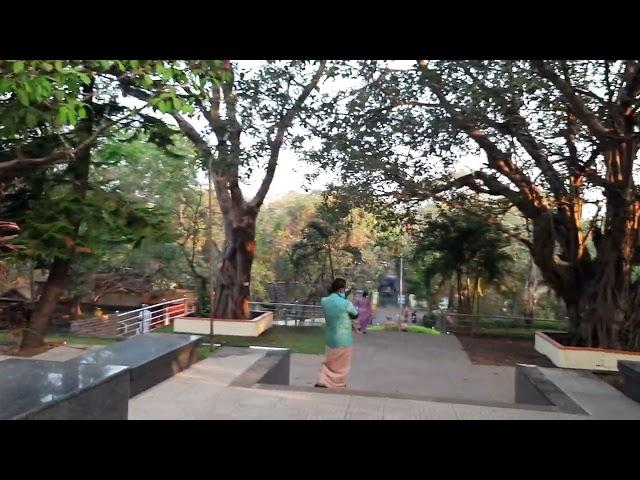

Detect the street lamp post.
xmin=398 ymin=255 xmax=404 ymax=324
xmin=399 ymin=255 xmax=403 ymax=307
xmin=208 ymin=155 xmax=215 ymax=352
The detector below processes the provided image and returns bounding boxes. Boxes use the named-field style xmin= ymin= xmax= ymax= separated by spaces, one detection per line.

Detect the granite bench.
xmin=228 ymin=348 xmax=290 ymax=388
xmin=72 ymin=333 xmax=202 ymax=397
xmin=1 ymin=333 xmax=202 ymax=420
xmin=515 ymin=364 xmax=587 ymax=415
xmin=0 ymin=359 xmax=129 ymax=420
xmin=618 ymin=360 xmax=640 ymax=403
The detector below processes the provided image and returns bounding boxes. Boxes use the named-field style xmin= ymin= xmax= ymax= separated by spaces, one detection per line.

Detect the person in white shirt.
xmin=138 ymin=304 xmax=152 ymax=334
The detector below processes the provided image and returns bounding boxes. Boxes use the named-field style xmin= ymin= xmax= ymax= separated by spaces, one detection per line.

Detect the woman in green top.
xmin=315 ymin=278 xmax=359 ymax=389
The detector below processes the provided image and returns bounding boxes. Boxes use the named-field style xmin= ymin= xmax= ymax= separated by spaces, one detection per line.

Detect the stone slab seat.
xmin=71 ymin=333 xmax=202 ymax=397
xmin=514 ymin=364 xmax=588 ymax=415
xmin=0 ymin=359 xmax=129 ymax=420
xmin=229 ymin=349 xmax=290 ymax=387
xmin=618 ymin=360 xmax=640 ymax=403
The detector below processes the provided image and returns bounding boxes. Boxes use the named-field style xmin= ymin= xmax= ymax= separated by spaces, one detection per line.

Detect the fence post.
xmin=164 ymin=305 xmax=170 ymax=326
xmin=118 ymin=311 xmax=127 ymax=336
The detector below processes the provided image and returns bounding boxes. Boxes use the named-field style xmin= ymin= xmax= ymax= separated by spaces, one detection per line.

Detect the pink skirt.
xmin=317 ymin=345 xmax=353 ymax=388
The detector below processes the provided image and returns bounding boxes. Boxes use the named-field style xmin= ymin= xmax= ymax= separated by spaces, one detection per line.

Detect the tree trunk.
xmin=455 ymin=270 xmax=463 ymax=312
xmin=195 ymin=276 xmax=209 ymax=316
xmin=21 ymin=259 xmax=71 ymax=348
xmin=447 ymin=282 xmax=455 ymax=310
xmin=212 ymin=209 xmax=257 ymax=319
xmin=523 ymin=260 xmax=536 ymax=325
xmin=71 ymin=296 xmax=83 ymax=319
xmin=467 ymin=276 xmax=477 ymax=314
xmin=476 ymin=283 xmax=481 ymax=316
xmin=530 ymin=142 xmax=640 ymax=349
xmin=20 ymin=78 xmax=94 ymax=350
xmin=327 ymin=242 xmax=335 ymax=279
xmin=571 ymin=145 xmax=638 ymax=349
xmin=580 ymin=195 xmax=637 ymax=348
xmin=623 ymin=281 xmax=640 ymax=350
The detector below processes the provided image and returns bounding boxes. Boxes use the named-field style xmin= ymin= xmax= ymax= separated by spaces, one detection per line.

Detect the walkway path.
xmin=291 ymin=330 xmax=516 ymax=403
xmin=128 ymin=349 xmax=577 ymax=420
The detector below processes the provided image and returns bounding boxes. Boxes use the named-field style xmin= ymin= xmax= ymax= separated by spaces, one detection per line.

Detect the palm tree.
xmin=413 ymin=212 xmax=514 ymax=314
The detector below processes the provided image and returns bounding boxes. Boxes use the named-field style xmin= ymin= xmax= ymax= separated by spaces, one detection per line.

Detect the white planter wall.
xmin=535 ymin=332 xmax=640 ymax=371
xmin=174 ymin=311 xmax=273 ymax=337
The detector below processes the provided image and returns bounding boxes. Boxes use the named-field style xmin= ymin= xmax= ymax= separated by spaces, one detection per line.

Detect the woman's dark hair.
xmin=362 ymin=291 xmax=368 ymax=298
xmin=329 ymin=278 xmax=347 ymax=293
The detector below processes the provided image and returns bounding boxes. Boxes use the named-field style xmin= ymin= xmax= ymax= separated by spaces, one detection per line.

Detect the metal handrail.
xmin=116 ymin=298 xmax=191 ymax=318
xmin=116 ymin=297 xmax=195 ymax=337
xmin=430 ymin=310 xmax=567 ymax=336
xmin=249 ymin=302 xmax=321 ymax=309
xmin=440 ymin=312 xmax=567 ymax=323
xmin=249 ymin=301 xmax=324 ymax=326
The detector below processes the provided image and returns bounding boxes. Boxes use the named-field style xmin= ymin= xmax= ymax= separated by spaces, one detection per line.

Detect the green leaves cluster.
xmin=0 ymin=60 xmax=92 ymax=135
xmin=10 ymin=175 xmax=175 ymax=263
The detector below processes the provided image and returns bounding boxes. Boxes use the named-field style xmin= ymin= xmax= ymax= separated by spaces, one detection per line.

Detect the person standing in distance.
xmin=315 ymin=278 xmax=359 ymax=389
xmin=354 ymin=290 xmax=373 ymax=334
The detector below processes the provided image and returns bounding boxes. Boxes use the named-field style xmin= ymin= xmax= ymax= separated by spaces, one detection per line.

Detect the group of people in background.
xmin=315 ymin=278 xmax=373 ymax=389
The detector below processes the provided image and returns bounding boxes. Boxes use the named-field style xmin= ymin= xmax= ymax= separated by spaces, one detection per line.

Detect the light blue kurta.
xmin=321 ymin=293 xmax=358 ymax=348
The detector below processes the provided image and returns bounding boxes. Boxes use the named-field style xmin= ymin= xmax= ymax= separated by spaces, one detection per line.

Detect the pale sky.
xmin=239 ymin=149 xmax=337 ymax=202
xmin=193 ymin=61 xmax=416 ymax=204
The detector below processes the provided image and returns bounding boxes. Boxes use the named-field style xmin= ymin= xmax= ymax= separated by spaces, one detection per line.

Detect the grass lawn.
xmin=197 ymin=344 xmax=219 ymax=358
xmin=368 ymin=325 xmax=440 ymax=335
xmin=156 ymin=324 xmax=326 ymax=354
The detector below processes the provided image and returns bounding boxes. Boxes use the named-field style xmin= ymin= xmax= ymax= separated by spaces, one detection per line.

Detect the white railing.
xmin=249 ymin=302 xmax=324 ymax=326
xmin=116 ymin=297 xmax=195 ymax=337
xmin=432 ymin=311 xmax=568 ymax=335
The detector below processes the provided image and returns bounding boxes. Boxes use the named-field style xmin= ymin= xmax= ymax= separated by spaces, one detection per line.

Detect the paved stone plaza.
xmin=291 ymin=330 xmax=516 ymax=403
xmin=128 ymin=348 xmax=578 ymax=420
xmin=4 ymin=326 xmax=640 ymax=419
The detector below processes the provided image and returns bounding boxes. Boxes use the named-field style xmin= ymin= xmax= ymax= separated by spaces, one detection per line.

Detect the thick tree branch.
xmin=491 ymin=112 xmax=568 ymax=200
xmin=364 ymin=100 xmax=440 ymax=120
xmin=120 ymin=80 xmax=214 ymax=159
xmin=427 ymin=61 xmax=567 ymax=202
xmin=532 ymin=60 xmax=616 ymax=141
xmin=249 ymin=60 xmax=327 ymax=209
xmin=616 ymin=60 xmax=640 ymax=109
xmin=417 ymin=62 xmax=548 ymax=213
xmin=0 ymin=152 xmax=69 ymax=180
xmin=219 ymin=63 xmax=246 ymax=208
xmin=0 ymin=119 xmax=114 ymax=180
xmin=171 ymin=112 xmax=213 ymax=158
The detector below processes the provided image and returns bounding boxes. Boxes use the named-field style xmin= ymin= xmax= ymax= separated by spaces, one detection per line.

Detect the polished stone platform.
xmin=73 ymin=333 xmax=202 ymax=397
xmin=0 ymin=359 xmax=129 ymax=420
xmin=618 ymin=361 xmax=640 ymax=403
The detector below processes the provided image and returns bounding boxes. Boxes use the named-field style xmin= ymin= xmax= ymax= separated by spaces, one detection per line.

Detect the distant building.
xmin=0 ymin=285 xmax=32 ymax=302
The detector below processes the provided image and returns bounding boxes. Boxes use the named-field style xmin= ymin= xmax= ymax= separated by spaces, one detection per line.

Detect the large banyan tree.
xmin=122 ymin=60 xmax=329 ymax=319
xmin=312 ymin=60 xmax=640 ymax=349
